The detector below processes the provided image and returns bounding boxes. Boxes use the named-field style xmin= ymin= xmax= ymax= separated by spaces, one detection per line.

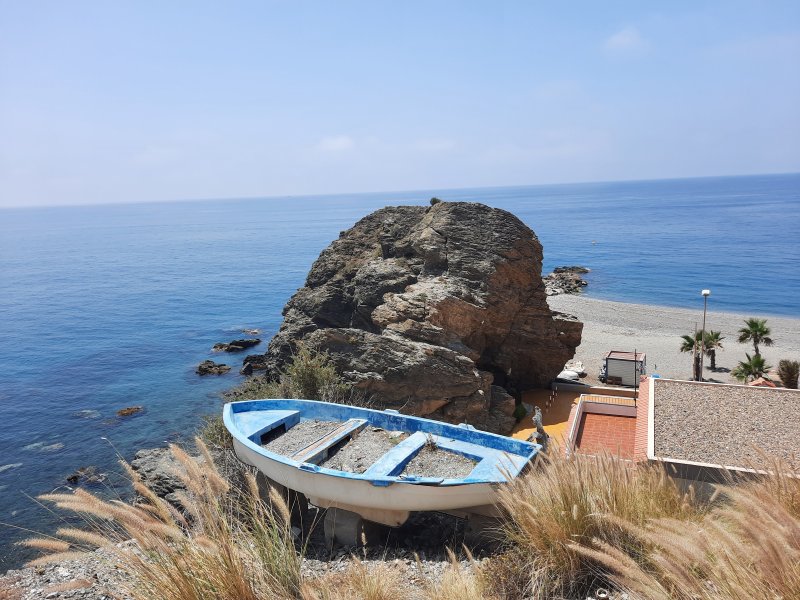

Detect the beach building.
xmin=513 ymin=377 xmax=800 ymax=482
xmin=634 ymin=377 xmax=800 ymax=481
xmin=602 ymin=350 xmax=645 ymax=387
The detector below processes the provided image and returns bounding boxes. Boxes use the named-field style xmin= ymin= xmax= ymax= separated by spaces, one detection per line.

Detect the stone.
xmin=243 ymin=353 xmax=269 ymax=370
xmin=66 ymin=465 xmax=107 ymax=485
xmin=254 ymin=202 xmax=582 ymax=433
xmin=116 ymin=406 xmax=143 ymax=417
xmin=212 ymin=338 xmax=261 ymax=352
xmin=130 ymin=448 xmax=193 ymax=499
xmin=196 ymin=360 xmax=231 ymax=375
xmin=240 ymin=362 xmax=254 ymax=376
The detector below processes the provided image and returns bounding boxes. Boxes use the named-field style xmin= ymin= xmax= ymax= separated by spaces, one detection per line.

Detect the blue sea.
xmin=1 ymin=173 xmax=799 ymax=569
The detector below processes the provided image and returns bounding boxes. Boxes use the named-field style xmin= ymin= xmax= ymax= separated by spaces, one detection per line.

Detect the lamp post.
xmin=699 ymin=289 xmax=711 ymax=381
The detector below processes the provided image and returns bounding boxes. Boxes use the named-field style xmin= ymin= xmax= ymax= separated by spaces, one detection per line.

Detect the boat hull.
xmin=232 ymin=436 xmax=498 ymax=515
xmin=224 ymin=398 xmax=539 ymax=523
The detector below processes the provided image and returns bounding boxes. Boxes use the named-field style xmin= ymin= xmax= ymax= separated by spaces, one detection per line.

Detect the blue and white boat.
xmin=224 ymin=399 xmax=539 ymax=532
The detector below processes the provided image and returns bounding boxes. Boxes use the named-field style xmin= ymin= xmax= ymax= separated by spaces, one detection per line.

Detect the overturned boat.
xmin=224 ymin=399 xmax=539 ymax=543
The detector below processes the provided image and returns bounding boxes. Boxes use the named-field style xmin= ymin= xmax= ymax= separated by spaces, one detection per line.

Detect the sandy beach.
xmin=548 ymin=295 xmax=800 ymax=385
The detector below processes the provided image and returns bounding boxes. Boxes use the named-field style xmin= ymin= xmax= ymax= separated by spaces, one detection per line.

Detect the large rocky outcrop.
xmin=257 ymin=201 xmax=582 ymax=433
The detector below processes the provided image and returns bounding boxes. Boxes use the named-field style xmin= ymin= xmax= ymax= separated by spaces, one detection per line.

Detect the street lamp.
xmin=699 ymin=289 xmax=711 ymax=381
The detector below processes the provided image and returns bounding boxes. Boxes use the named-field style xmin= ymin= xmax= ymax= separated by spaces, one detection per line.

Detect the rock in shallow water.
xmin=196 ymin=359 xmax=231 ymax=375
xmin=213 ymin=338 xmax=261 ymax=352
xmin=252 ymin=202 xmax=582 ymax=434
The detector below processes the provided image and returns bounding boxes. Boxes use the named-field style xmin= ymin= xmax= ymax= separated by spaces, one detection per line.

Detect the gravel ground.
xmin=320 ymin=427 xmax=407 ymax=473
xmin=0 ymin=545 xmax=133 ymax=600
xmin=401 ymin=446 xmax=476 ymax=479
xmin=0 ymin=511 xmax=478 ymax=600
xmin=262 ymin=419 xmax=342 ymax=456
xmin=548 ymin=295 xmax=800 ymax=384
xmin=653 ymin=378 xmax=800 ymax=469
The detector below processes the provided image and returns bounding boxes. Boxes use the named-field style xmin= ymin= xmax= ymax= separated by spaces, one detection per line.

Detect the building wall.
xmin=607 ymin=359 xmax=643 ymax=386
xmin=633 ymin=376 xmax=650 ymax=461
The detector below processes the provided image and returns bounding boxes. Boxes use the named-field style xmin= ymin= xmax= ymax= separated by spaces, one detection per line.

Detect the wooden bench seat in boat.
xmin=238 ymin=410 xmax=301 ymax=442
xmin=362 ymin=431 xmax=429 ymax=477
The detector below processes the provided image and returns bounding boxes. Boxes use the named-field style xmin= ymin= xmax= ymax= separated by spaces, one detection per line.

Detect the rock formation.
xmin=543 ymin=266 xmax=590 ymax=296
xmin=213 ymin=338 xmax=261 ymax=352
xmin=196 ymin=360 xmax=231 ymax=375
xmin=256 ymin=201 xmax=582 ymax=433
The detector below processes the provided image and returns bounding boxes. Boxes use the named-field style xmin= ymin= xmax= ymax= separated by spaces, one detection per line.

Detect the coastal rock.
xmin=543 ymin=265 xmax=590 ymax=296
xmin=213 ymin=338 xmax=261 ymax=352
xmin=240 ymin=362 xmax=254 ymax=376
xmin=243 ymin=353 xmax=269 ymax=371
xmin=254 ymin=202 xmax=582 ymax=433
xmin=196 ymin=360 xmax=231 ymax=375
xmin=116 ymin=406 xmax=143 ymax=417
xmin=66 ymin=465 xmax=107 ymax=485
xmin=130 ymin=448 xmax=193 ymax=499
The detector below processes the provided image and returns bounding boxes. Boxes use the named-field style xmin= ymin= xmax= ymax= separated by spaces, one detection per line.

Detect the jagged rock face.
xmin=261 ymin=201 xmax=582 ymax=433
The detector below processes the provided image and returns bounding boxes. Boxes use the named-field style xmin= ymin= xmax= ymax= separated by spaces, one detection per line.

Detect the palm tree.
xmin=679 ymin=332 xmax=702 ymax=353
xmin=737 ymin=318 xmax=774 ymax=356
xmin=731 ymin=353 xmax=772 ymax=383
xmin=679 ymin=332 xmax=703 ymax=380
xmin=680 ymin=331 xmax=725 ymax=373
xmin=704 ymin=330 xmax=725 ymax=370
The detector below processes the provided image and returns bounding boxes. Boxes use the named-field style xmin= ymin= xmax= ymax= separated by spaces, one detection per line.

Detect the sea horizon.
xmin=3 ymin=170 xmax=798 ymax=212
xmin=1 ymin=171 xmax=799 ymax=569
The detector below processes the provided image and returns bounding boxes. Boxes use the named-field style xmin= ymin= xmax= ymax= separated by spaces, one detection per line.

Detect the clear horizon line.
xmin=2 ymin=169 xmax=798 ymax=211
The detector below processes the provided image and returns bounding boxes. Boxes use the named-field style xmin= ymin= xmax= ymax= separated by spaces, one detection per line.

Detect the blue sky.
xmin=1 ymin=1 xmax=799 ymax=207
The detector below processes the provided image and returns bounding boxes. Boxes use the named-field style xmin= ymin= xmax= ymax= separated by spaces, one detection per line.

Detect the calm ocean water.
xmin=1 ymin=173 xmax=799 ymax=568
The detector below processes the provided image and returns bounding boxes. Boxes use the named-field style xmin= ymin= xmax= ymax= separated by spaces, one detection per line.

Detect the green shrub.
xmin=224 ymin=345 xmax=371 ymax=407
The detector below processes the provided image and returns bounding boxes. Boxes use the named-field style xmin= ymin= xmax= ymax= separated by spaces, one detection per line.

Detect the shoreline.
xmin=548 ymin=294 xmax=800 ymax=384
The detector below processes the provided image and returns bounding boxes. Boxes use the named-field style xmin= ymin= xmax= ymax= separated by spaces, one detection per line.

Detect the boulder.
xmin=243 ymin=354 xmax=269 ymax=370
xmin=213 ymin=338 xmax=261 ymax=352
xmin=117 ymin=406 xmax=143 ymax=417
xmin=129 ymin=447 xmax=212 ymax=507
xmin=196 ymin=360 xmax=231 ymax=375
xmin=255 ymin=202 xmax=582 ymax=433
xmin=66 ymin=465 xmax=107 ymax=485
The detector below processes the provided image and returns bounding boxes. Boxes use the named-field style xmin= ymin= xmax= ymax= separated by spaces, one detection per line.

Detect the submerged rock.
xmin=196 ymin=360 xmax=231 ymax=375
xmin=66 ymin=465 xmax=107 ymax=485
xmin=117 ymin=406 xmax=143 ymax=417
xmin=253 ymin=202 xmax=582 ymax=434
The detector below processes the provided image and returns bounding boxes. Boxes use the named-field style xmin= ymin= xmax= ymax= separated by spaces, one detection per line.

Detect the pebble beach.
xmin=548 ymin=294 xmax=800 ymax=385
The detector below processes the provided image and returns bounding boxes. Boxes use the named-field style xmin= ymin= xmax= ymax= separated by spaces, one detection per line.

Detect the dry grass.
xmin=572 ymin=480 xmax=800 ymax=599
xmin=23 ymin=428 xmax=799 ymax=600
xmin=42 ymin=579 xmax=93 ymax=594
xmin=29 ymin=437 xmax=302 ymax=600
xmin=426 ymin=550 xmax=495 ymax=600
xmin=0 ymin=590 xmax=22 ymax=600
xmin=304 ymin=559 xmax=408 ymax=600
xmin=492 ymin=452 xmax=707 ymax=599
